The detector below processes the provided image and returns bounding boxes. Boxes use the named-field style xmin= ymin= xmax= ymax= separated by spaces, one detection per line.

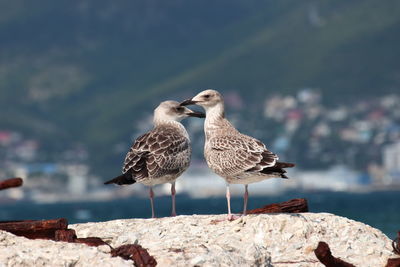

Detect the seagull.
xmin=181 ymin=89 xmax=295 ymax=220
xmin=104 ymin=100 xmax=205 ymax=218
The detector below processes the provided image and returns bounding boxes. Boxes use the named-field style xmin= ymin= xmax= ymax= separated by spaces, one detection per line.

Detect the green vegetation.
xmin=1 ymin=0 xmax=399 ymax=175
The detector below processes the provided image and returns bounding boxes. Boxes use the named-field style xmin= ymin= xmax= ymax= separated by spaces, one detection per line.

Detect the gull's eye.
xmin=203 ymin=94 xmax=210 ymax=99
xmin=176 ymin=107 xmax=184 ymax=112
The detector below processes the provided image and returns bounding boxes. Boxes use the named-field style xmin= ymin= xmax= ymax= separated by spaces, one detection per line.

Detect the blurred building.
xmin=383 ymin=142 xmax=400 ymax=184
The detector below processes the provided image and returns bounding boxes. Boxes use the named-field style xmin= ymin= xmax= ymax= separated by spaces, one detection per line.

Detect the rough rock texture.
xmin=0 ymin=213 xmax=397 ymax=266
xmin=0 ymin=230 xmax=132 ymax=267
xmin=71 ymin=213 xmax=396 ymax=267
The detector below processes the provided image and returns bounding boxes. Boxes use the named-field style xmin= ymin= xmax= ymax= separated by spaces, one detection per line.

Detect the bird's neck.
xmin=154 ymin=116 xmax=178 ymax=126
xmin=204 ymin=103 xmax=235 ymax=139
xmin=154 ymin=119 xmax=182 ymax=129
xmin=153 ymin=120 xmax=189 ymax=139
xmin=204 ymin=103 xmax=225 ymax=124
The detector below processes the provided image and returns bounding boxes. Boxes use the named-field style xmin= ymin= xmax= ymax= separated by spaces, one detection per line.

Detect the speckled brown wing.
xmin=145 ymin=126 xmax=191 ymax=178
xmin=205 ymin=134 xmax=278 ymax=177
xmin=123 ymin=126 xmax=191 ymax=181
xmin=123 ymin=132 xmax=151 ymax=180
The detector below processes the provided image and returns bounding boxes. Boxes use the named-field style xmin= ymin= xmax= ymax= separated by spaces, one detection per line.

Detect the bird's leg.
xmin=226 ymin=184 xmax=232 ymax=220
xmin=210 ymin=183 xmax=240 ymax=223
xmin=171 ymin=182 xmax=177 ymax=217
xmin=149 ymin=186 xmax=155 ymax=218
xmin=226 ymin=183 xmax=240 ymax=221
xmin=243 ymin=184 xmax=249 ymax=216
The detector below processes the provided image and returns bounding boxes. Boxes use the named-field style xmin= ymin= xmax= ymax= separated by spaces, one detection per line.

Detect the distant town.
xmin=1 ymin=89 xmax=400 ymax=203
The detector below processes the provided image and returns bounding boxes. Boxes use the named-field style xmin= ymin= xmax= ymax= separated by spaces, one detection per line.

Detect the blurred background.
xmin=0 ymin=0 xmax=399 ymax=237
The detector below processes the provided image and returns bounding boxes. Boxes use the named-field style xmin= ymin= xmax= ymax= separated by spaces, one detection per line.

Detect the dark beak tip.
xmin=188 ymin=112 xmax=206 ymax=118
xmin=180 ymin=99 xmax=196 ymax=106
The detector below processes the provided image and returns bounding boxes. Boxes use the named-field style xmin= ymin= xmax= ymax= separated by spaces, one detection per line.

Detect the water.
xmin=1 ymin=191 xmax=399 ymax=239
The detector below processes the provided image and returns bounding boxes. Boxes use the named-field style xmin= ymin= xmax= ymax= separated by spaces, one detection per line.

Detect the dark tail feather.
xmin=281 ymin=174 xmax=289 ymax=179
xmin=277 ymin=162 xmax=295 ymax=179
xmin=104 ymin=172 xmax=136 ymax=185
xmin=276 ymin=162 xmax=295 ymax=168
xmin=260 ymin=161 xmax=295 ymax=179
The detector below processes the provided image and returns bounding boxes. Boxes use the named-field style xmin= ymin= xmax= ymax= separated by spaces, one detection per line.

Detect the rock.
xmin=70 ymin=213 xmax=396 ymax=266
xmin=1 ymin=213 xmax=397 ymax=266
xmin=0 ymin=230 xmax=132 ymax=267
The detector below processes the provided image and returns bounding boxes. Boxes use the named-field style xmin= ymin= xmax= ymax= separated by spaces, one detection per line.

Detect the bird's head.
xmin=154 ymin=100 xmax=205 ymax=124
xmin=180 ymin=89 xmax=224 ymax=110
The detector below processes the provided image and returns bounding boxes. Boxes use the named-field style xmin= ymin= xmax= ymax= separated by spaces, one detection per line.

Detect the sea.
xmin=1 ymin=190 xmax=399 ymax=240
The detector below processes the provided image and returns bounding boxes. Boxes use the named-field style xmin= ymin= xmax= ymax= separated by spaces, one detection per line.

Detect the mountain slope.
xmin=0 ymin=0 xmax=399 ymax=175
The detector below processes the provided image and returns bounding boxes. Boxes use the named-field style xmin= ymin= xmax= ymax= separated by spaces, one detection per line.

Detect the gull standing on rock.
xmin=181 ymin=89 xmax=295 ymax=220
xmin=104 ymin=101 xmax=205 ymax=218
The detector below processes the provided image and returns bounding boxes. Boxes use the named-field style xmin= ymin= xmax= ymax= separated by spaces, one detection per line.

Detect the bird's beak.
xmin=185 ymin=110 xmax=205 ymax=118
xmin=180 ymin=99 xmax=198 ymax=106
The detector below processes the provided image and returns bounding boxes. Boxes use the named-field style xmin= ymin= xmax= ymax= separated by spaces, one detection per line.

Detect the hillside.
xmin=1 ymin=0 xmax=399 ymax=175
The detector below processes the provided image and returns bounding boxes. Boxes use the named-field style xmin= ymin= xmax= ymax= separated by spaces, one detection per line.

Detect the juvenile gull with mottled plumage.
xmin=104 ymin=100 xmax=205 ymax=218
xmin=181 ymin=89 xmax=295 ymax=220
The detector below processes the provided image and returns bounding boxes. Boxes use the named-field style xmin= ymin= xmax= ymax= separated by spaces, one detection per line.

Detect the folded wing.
xmin=123 ymin=126 xmax=191 ymax=180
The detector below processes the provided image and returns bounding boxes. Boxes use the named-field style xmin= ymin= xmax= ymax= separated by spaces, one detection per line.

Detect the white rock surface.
xmin=72 ymin=213 xmax=396 ymax=267
xmin=1 ymin=213 xmax=397 ymax=266
xmin=0 ymin=230 xmax=132 ymax=267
